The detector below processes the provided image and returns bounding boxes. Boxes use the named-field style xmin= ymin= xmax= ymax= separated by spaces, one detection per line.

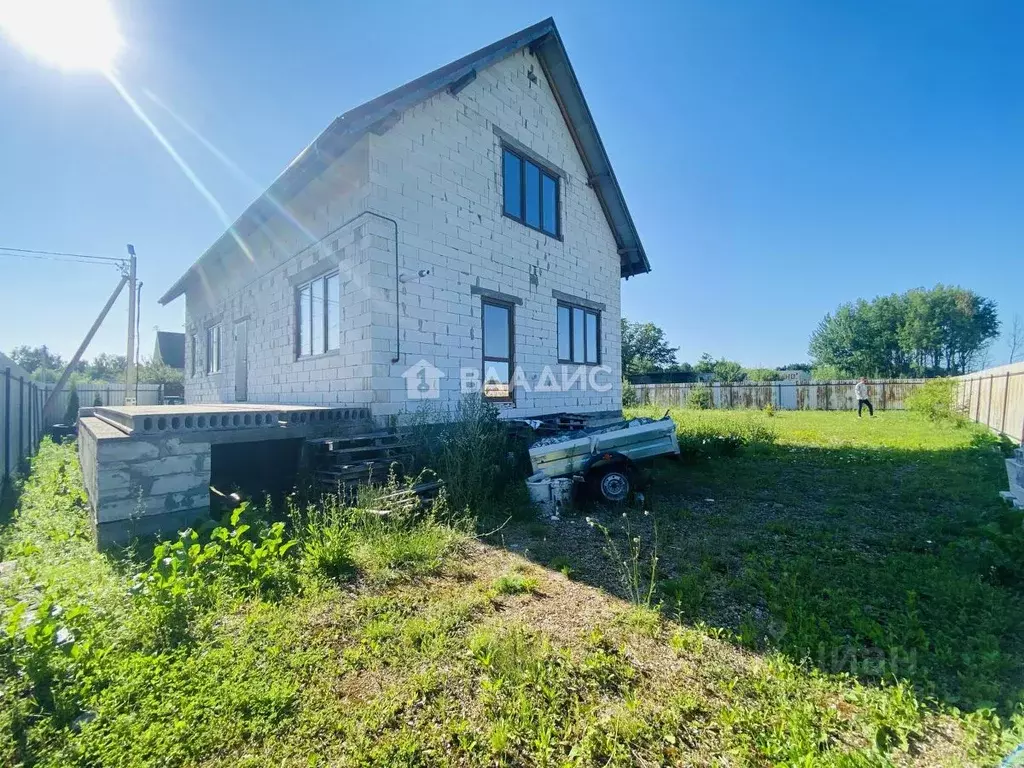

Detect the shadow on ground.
xmin=487 ymin=433 xmax=1024 ymax=716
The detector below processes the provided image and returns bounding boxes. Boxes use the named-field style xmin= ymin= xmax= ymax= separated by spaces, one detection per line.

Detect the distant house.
xmin=152 ymin=331 xmax=185 ymax=371
xmin=158 ymin=18 xmax=651 ymax=419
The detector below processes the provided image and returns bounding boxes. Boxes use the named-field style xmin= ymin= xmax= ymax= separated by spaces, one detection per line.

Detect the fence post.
xmin=1001 ymin=372 xmax=1010 ymax=435
xmin=18 ymin=375 xmax=24 ymax=460
xmin=3 ymin=368 xmax=10 ymax=484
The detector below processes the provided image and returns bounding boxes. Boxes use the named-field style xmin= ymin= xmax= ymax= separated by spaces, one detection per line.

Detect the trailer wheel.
xmin=589 ymin=465 xmax=631 ymax=504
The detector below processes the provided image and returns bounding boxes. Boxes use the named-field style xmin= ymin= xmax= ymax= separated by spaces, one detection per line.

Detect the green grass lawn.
xmin=2 ymin=412 xmax=1023 ymax=766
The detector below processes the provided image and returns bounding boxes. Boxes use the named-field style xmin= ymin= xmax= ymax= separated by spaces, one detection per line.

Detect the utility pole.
xmin=125 ymin=244 xmax=138 ymax=406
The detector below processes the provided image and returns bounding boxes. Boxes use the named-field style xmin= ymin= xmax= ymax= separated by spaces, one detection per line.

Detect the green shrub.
xmin=622 ymin=379 xmax=639 ymax=407
xmin=134 ymin=503 xmax=299 ymax=645
xmin=905 ymin=378 xmax=963 ymax=423
xmin=294 ymin=498 xmax=356 ymax=583
xmin=408 ymin=396 xmax=525 ymax=516
xmin=686 ymin=384 xmax=713 ymax=410
xmin=64 ymin=385 xmax=80 ymax=425
xmin=745 ymin=367 xmax=782 ymax=382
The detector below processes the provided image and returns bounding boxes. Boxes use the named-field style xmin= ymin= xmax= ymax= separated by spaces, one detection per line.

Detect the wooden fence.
xmin=631 ymin=379 xmax=926 ymax=411
xmin=957 ymin=362 xmax=1024 ymax=444
xmin=0 ymin=353 xmax=46 ymax=490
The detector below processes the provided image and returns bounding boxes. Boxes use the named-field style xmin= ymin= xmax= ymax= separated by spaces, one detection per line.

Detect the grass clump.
xmin=489 ymin=572 xmax=539 ymax=596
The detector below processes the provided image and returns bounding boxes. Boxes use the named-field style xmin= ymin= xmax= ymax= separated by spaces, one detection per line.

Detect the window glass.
xmin=298 ymin=285 xmax=311 ymax=357
xmin=311 ymin=277 xmax=324 ymax=355
xmin=542 ymin=174 xmax=557 ymax=235
xmin=207 ymin=326 xmax=220 ymax=373
xmin=503 ymin=150 xmax=521 ymax=218
xmin=524 ymin=161 xmax=541 ymax=228
xmin=483 ymin=303 xmax=510 ymax=358
xmin=557 ymin=306 xmax=571 ymax=361
xmin=572 ymin=307 xmax=585 ymax=364
xmin=325 ymin=273 xmax=340 ymax=351
xmin=585 ymin=311 xmax=599 ymax=363
xmin=483 ymin=362 xmax=510 ymax=399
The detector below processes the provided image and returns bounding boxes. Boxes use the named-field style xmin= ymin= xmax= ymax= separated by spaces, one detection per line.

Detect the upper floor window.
xmin=502 ymin=147 xmax=559 ymax=238
xmin=557 ymin=303 xmax=600 ymax=365
xmin=206 ymin=325 xmax=221 ymax=374
xmin=297 ymin=271 xmax=340 ymax=358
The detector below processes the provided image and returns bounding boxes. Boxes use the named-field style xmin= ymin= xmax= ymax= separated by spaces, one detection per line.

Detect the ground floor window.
xmin=557 ymin=302 xmax=600 ymax=364
xmin=206 ymin=325 xmax=221 ymax=374
xmin=189 ymin=333 xmax=198 ymax=377
xmin=482 ymin=298 xmax=513 ymax=400
xmin=297 ymin=271 xmax=340 ymax=358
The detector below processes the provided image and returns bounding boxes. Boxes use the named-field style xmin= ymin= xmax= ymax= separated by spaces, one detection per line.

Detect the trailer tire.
xmin=589 ymin=465 xmax=631 ymax=504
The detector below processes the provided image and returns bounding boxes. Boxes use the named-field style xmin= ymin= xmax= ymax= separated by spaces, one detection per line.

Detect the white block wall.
xmin=363 ymin=48 xmax=622 ymax=418
xmin=185 ymin=139 xmax=376 ymax=406
xmin=182 ymin=49 xmax=624 ymax=419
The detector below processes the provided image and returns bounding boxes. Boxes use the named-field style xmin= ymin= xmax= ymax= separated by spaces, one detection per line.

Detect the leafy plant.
xmin=905 ymin=378 xmax=964 ymax=423
xmin=621 ymin=378 xmax=639 ymax=407
xmin=209 ymin=504 xmax=298 ymax=597
xmin=686 ymin=384 xmax=713 ymax=410
xmin=587 ymin=509 xmax=660 ymax=607
xmin=63 ymin=385 xmax=80 ymax=425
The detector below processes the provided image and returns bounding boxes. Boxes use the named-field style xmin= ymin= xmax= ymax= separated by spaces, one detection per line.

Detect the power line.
xmin=0 ymin=245 xmax=127 ymax=265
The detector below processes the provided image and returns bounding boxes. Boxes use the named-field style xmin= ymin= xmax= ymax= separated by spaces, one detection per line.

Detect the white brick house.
xmin=159 ymin=19 xmax=651 ymax=420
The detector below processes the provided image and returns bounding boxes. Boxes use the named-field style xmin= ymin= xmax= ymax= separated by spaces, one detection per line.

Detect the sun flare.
xmin=0 ymin=0 xmax=122 ymax=72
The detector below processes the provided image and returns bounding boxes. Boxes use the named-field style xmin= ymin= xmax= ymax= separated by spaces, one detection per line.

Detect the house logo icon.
xmin=401 ymin=359 xmax=445 ymax=400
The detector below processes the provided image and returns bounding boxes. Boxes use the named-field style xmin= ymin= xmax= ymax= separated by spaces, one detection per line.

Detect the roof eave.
xmin=159 ymin=17 xmax=651 ymax=303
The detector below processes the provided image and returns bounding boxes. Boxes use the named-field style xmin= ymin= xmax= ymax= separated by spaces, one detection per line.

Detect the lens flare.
xmin=0 ymin=0 xmax=123 ymax=72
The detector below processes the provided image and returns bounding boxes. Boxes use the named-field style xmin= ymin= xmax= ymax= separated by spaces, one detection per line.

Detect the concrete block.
xmin=150 ymin=473 xmax=208 ymax=496
xmin=99 ymin=440 xmax=161 ymax=462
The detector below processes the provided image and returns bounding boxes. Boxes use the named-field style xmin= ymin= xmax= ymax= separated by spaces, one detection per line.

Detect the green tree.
xmin=10 ymin=345 xmax=64 ymax=375
xmin=621 ymin=318 xmax=678 ymax=376
xmin=87 ymin=353 xmax=127 ymax=382
xmin=809 ymin=285 xmax=999 ymax=377
xmin=695 ymin=353 xmax=745 ymax=382
xmin=138 ymin=359 xmax=184 ymax=387
xmin=745 ymin=367 xmax=782 ymax=382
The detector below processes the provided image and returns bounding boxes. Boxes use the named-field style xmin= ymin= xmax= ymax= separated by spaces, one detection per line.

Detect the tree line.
xmin=809 ymin=285 xmax=1000 ymax=378
xmin=7 ymin=345 xmax=183 ymax=387
xmin=620 ymin=319 xmax=806 ymax=382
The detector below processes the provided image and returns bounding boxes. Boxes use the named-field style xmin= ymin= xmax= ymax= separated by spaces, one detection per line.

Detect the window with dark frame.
xmin=502 ymin=147 xmax=559 ymax=237
xmin=206 ymin=325 xmax=221 ymax=374
xmin=557 ymin=302 xmax=600 ymax=365
xmin=481 ymin=298 xmax=513 ymax=400
xmin=296 ymin=271 xmax=340 ymax=358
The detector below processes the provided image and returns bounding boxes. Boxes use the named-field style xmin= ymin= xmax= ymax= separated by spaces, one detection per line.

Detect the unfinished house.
xmin=80 ymin=18 xmax=652 ymax=546
xmin=158 ymin=17 xmax=651 ymax=419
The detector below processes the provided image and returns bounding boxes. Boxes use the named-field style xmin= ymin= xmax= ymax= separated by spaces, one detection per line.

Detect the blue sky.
xmin=0 ymin=0 xmax=1021 ymax=368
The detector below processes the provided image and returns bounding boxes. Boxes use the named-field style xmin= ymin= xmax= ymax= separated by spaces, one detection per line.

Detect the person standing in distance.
xmin=855 ymin=377 xmax=874 ymax=418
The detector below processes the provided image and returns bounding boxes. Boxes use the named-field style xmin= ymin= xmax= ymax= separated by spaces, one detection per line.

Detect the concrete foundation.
xmin=78 ymin=404 xmax=371 ymax=547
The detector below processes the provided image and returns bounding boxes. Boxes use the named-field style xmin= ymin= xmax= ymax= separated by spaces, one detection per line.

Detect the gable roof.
xmin=159 ymin=17 xmax=650 ymax=305
xmin=153 ymin=331 xmax=186 ymax=369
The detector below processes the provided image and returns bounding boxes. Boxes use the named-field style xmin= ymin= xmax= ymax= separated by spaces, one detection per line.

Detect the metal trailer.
xmin=527 ymin=415 xmax=680 ymax=503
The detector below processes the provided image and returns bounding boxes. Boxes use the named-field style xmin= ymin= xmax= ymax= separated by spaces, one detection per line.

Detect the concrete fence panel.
xmin=0 ymin=353 xmax=46 ymax=489
xmin=632 ymin=379 xmax=927 ymax=412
